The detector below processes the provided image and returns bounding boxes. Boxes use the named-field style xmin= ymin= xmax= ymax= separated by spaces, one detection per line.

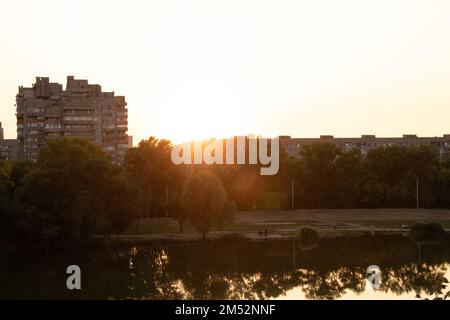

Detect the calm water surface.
xmin=1 ymin=235 xmax=449 ymax=300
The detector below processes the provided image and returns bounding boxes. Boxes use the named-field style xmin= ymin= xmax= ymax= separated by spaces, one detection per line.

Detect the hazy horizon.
xmin=1 ymin=0 xmax=450 ymax=144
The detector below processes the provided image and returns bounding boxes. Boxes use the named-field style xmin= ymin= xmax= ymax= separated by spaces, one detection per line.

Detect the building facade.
xmin=0 ymin=139 xmax=19 ymax=160
xmin=280 ymin=134 xmax=450 ymax=159
xmin=0 ymin=122 xmax=18 ymax=160
xmin=16 ymin=76 xmax=131 ymax=163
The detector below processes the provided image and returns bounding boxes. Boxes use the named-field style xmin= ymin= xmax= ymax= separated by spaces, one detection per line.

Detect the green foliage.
xmin=168 ymin=193 xmax=187 ymax=232
xmin=295 ymin=143 xmax=342 ymax=208
xmin=1 ymin=137 xmax=139 ymax=250
xmin=434 ymin=158 xmax=450 ymax=208
xmin=102 ymin=172 xmax=140 ymax=237
xmin=0 ymin=160 xmax=12 ymax=210
xmin=124 ymin=137 xmax=183 ymax=219
xmin=0 ymin=160 xmax=13 ymax=245
xmin=257 ymin=191 xmax=290 ymax=210
xmin=16 ymin=168 xmax=80 ymax=244
xmin=181 ymin=170 xmax=235 ymax=237
xmin=362 ymin=145 xmax=438 ymax=208
xmin=290 ymin=143 xmax=442 ymax=209
xmin=123 ymin=140 xmax=450 ymax=213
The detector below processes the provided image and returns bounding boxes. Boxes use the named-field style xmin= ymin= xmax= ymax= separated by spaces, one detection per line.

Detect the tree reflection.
xmin=1 ymin=235 xmax=449 ymax=299
xmin=115 ymin=236 xmax=449 ymax=300
xmin=381 ymin=263 xmax=448 ymax=298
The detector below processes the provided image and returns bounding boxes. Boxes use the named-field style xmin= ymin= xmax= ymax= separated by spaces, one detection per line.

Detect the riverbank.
xmin=3 ymin=208 xmax=450 ymax=252
xmin=110 ymin=208 xmax=450 ymax=246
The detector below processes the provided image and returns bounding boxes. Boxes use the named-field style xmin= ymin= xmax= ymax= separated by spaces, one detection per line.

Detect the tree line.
xmin=1 ymin=136 xmax=450 ymax=250
xmin=0 ymin=137 xmax=233 ymax=250
xmin=183 ymin=139 xmax=450 ymax=211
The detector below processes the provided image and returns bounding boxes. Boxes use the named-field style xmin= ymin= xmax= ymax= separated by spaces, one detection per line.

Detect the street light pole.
xmin=416 ymin=178 xmax=419 ymax=209
xmin=291 ymin=178 xmax=294 ymax=210
xmin=165 ymin=184 xmax=169 ymax=218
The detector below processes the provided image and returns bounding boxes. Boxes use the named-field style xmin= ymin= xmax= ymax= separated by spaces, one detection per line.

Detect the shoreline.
xmin=3 ymin=208 xmax=450 ymax=253
xmin=115 ymin=208 xmax=450 ymax=246
xmin=94 ymin=227 xmax=450 ymax=248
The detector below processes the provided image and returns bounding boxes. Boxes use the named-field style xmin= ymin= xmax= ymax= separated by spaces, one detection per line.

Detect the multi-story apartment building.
xmin=0 ymin=122 xmax=18 ymax=160
xmin=280 ymin=134 xmax=450 ymax=159
xmin=16 ymin=76 xmax=131 ymax=163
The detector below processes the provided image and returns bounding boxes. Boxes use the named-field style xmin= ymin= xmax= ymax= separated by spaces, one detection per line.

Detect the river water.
xmin=1 ymin=235 xmax=449 ymax=299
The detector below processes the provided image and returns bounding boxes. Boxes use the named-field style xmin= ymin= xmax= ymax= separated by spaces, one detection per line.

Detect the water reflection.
xmin=0 ymin=235 xmax=449 ymax=299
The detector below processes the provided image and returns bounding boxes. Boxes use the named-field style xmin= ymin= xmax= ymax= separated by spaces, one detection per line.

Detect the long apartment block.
xmin=16 ymin=76 xmax=132 ymax=163
xmin=279 ymin=134 xmax=450 ymax=159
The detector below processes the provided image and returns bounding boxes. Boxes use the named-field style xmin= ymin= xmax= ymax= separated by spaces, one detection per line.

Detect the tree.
xmin=0 ymin=160 xmax=12 ymax=213
xmin=8 ymin=159 xmax=35 ymax=195
xmin=361 ymin=145 xmax=439 ymax=208
xmin=102 ymin=172 xmax=140 ymax=238
xmin=181 ymin=170 xmax=234 ymax=238
xmin=335 ymin=149 xmax=364 ymax=208
xmin=407 ymin=145 xmax=439 ymax=207
xmin=0 ymin=160 xmax=13 ymax=246
xmin=15 ymin=168 xmax=79 ymax=246
xmin=434 ymin=157 xmax=450 ymax=208
xmin=295 ymin=143 xmax=341 ymax=208
xmin=168 ymin=194 xmax=187 ymax=233
xmin=14 ymin=137 xmax=131 ymax=247
xmin=124 ymin=137 xmax=179 ymax=220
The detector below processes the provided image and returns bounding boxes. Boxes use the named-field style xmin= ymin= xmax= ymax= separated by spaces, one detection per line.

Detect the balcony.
xmin=26 ymin=109 xmax=44 ymax=116
xmin=64 ymin=125 xmax=95 ymax=132
xmin=44 ymin=124 xmax=62 ymax=132
xmin=63 ymin=116 xmax=95 ymax=122
xmin=62 ymin=98 xmax=95 ymax=109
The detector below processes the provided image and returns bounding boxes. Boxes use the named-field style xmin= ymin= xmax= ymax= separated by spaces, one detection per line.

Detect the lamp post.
xmin=416 ymin=178 xmax=419 ymax=209
xmin=291 ymin=178 xmax=294 ymax=210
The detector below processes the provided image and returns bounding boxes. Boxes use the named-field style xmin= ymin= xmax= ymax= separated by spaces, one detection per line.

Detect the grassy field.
xmin=123 ymin=208 xmax=450 ymax=239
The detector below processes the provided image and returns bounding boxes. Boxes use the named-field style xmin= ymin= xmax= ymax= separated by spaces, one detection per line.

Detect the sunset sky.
xmin=1 ymin=0 xmax=450 ymax=144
